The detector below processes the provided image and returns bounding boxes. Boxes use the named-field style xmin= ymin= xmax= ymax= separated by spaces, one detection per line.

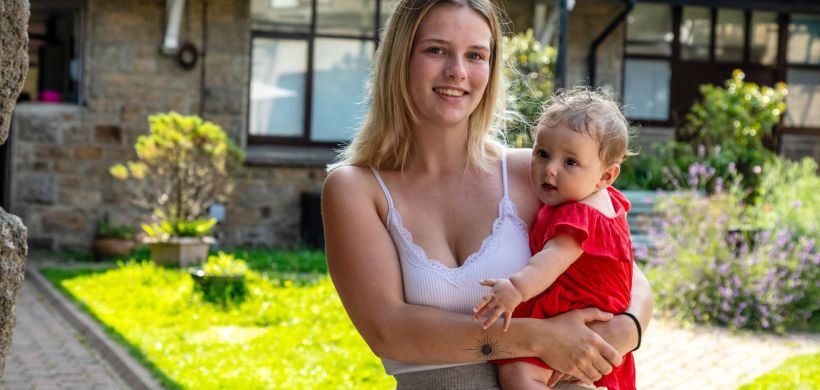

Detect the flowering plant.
xmin=646 ymin=159 xmax=819 ymax=332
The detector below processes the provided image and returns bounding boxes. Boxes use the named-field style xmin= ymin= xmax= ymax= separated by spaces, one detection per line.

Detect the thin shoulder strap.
xmin=369 ymin=166 xmax=395 ymax=209
xmin=501 ymin=148 xmax=509 ymax=199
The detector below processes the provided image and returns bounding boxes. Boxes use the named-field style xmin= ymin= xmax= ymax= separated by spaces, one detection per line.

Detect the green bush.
xmin=191 ymin=252 xmax=250 ymax=305
xmin=502 ymin=28 xmax=555 ymax=147
xmin=751 ymin=157 xmax=820 ymax=238
xmin=676 ymin=69 xmax=786 ymax=194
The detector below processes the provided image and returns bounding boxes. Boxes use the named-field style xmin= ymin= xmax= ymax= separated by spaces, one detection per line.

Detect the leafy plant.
xmin=676 ymin=69 xmax=786 ymax=194
xmin=142 ymin=218 xmax=218 ymax=240
xmin=95 ymin=216 xmax=138 ymax=240
xmin=202 ymin=252 xmax=248 ymax=277
xmin=502 ymin=28 xmax=556 ymax=147
xmin=110 ymin=112 xmax=244 ymax=237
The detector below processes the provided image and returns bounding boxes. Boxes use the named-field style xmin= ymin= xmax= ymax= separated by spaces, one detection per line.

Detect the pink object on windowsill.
xmin=38 ymin=90 xmax=61 ymax=103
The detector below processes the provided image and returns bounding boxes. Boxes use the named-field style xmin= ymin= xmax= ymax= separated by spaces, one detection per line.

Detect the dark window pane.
xmin=750 ymin=11 xmax=778 ymax=65
xmin=788 ymin=14 xmax=820 ymax=64
xmin=251 ymin=0 xmax=311 ymax=33
xmin=681 ymin=6 xmax=711 ymax=61
xmin=250 ymin=38 xmax=308 ymax=137
xmin=623 ymin=59 xmax=670 ymax=120
xmin=317 ymin=0 xmax=375 ymax=36
xmin=715 ymin=9 xmax=744 ymax=62
xmin=310 ymin=38 xmax=374 ymax=142
xmin=626 ymin=3 xmax=672 ymax=56
xmin=785 ymin=68 xmax=820 ymax=128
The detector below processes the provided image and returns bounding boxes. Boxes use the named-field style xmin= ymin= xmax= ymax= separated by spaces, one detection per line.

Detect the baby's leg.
xmin=498 ymin=361 xmax=554 ymax=389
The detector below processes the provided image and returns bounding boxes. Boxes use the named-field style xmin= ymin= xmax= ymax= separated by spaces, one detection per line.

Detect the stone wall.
xmin=8 ymin=0 xmax=326 ymax=251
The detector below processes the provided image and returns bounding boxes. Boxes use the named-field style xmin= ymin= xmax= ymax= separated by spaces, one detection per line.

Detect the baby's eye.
xmin=565 ymin=158 xmax=578 ymax=166
xmin=538 ymin=150 xmax=549 ymax=159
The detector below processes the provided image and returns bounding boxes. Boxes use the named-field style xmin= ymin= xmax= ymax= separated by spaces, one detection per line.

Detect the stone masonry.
xmin=0 ymin=0 xmax=30 ymax=376
xmin=7 ymin=0 xmax=320 ymax=251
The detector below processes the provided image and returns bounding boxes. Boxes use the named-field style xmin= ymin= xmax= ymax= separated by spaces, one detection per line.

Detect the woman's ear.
xmin=597 ymin=163 xmax=620 ymax=189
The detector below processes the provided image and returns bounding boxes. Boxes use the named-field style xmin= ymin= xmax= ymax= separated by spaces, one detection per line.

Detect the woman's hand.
xmin=529 ymin=308 xmax=622 ymax=385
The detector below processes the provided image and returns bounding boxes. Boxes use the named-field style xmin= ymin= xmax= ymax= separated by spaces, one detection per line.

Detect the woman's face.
xmin=407 ymin=4 xmax=492 ymax=131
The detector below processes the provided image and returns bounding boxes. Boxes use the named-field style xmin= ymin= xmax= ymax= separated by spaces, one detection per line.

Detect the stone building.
xmin=2 ymin=0 xmax=818 ymax=251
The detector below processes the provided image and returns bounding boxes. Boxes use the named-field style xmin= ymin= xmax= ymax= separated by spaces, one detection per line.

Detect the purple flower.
xmin=792 ymin=200 xmax=802 ymax=209
xmin=753 ymin=165 xmax=762 ymax=174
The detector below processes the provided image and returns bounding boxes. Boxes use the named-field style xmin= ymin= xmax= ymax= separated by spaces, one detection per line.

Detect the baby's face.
xmin=529 ymin=124 xmax=607 ymax=206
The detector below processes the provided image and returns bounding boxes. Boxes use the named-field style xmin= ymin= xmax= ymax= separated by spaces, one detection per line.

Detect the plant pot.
xmin=147 ymin=236 xmax=215 ymax=267
xmin=92 ymin=237 xmax=136 ymax=260
xmin=189 ymin=269 xmax=247 ymax=303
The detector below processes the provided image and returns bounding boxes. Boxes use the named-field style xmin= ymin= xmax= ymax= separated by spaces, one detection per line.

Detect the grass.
xmin=41 ymin=250 xmax=394 ymax=389
xmin=737 ymin=353 xmax=820 ymax=390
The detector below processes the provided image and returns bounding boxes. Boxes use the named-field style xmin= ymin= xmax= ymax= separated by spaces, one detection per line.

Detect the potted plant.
xmin=189 ymin=252 xmax=249 ymax=304
xmin=92 ymin=216 xmax=138 ymax=260
xmin=110 ymin=112 xmax=244 ymax=267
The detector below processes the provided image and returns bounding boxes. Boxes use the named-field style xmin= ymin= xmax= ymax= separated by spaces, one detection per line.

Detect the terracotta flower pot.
xmin=92 ymin=237 xmax=136 ymax=260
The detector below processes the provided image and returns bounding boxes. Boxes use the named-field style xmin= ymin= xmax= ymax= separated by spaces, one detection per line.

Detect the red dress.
xmin=497 ymin=186 xmax=635 ymax=390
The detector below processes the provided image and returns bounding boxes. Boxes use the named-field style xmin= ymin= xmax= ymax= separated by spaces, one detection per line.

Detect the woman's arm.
xmin=323 ymin=166 xmax=622 ymax=383
xmin=587 ymin=263 xmax=653 ymax=355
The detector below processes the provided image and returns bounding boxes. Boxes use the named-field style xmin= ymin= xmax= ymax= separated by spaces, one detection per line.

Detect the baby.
xmin=474 ymin=87 xmax=637 ymax=389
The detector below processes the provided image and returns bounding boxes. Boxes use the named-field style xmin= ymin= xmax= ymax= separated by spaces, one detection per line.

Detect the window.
xmin=680 ymin=6 xmax=710 ymax=61
xmin=249 ymin=0 xmax=397 ymax=145
xmin=623 ymin=3 xmax=672 ymax=121
xmin=784 ymin=14 xmax=820 ymax=129
xmin=22 ymin=0 xmax=84 ymax=104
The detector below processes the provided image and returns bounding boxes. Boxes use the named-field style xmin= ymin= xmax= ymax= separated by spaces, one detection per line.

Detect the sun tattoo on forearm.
xmin=466 ymin=336 xmax=511 ymax=360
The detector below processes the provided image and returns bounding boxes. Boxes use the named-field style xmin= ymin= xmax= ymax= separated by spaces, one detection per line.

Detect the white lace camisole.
xmin=369 ymin=150 xmax=532 ymax=375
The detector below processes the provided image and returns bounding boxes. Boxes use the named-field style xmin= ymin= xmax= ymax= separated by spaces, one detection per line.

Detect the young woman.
xmin=322 ymin=1 xmax=652 ymax=388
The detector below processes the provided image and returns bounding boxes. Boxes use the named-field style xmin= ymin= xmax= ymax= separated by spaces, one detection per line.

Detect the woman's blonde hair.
xmin=329 ymin=0 xmax=507 ymax=172
xmin=535 ymin=86 xmax=636 ymax=166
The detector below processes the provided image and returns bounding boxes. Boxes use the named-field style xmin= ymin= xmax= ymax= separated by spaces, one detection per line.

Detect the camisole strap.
xmin=369 ymin=166 xmax=395 ymax=209
xmin=501 ymin=149 xmax=509 ymax=199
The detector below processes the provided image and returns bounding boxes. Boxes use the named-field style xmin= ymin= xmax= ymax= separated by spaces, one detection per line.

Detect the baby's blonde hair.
xmin=535 ymin=86 xmax=635 ymax=166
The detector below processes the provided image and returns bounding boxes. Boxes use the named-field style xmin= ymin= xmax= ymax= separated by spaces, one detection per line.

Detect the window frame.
xmin=248 ymin=0 xmax=389 ymax=147
xmin=623 ymin=3 xmax=820 ymax=135
xmin=28 ymin=0 xmax=86 ymax=106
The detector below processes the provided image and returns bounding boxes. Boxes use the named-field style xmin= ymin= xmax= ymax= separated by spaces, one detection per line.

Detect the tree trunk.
xmin=0 ymin=0 xmax=30 ymax=377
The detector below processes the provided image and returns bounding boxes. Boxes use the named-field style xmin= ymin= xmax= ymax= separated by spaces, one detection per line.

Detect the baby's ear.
xmin=597 ymin=163 xmax=620 ymax=189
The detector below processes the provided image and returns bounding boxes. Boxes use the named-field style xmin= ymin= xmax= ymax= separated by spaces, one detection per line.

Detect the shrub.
xmin=110 ymin=112 xmax=244 ymax=234
xmin=646 ymin=170 xmax=819 ymax=332
xmin=502 ymin=29 xmax=556 ymax=147
xmin=191 ymin=252 xmax=249 ymax=305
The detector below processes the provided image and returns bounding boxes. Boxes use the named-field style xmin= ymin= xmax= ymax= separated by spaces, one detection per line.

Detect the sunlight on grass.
xmin=42 ymin=262 xmax=394 ymax=389
xmin=737 ymin=353 xmax=819 ymax=390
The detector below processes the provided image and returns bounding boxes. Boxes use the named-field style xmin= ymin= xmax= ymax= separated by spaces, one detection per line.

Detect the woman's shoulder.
xmin=504 ymin=147 xmax=532 ymax=173
xmin=324 ymin=165 xmax=379 ymax=198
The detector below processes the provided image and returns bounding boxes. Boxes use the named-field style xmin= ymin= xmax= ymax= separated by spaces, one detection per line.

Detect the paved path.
xmin=1 ymin=263 xmax=818 ymax=389
xmin=0 ymin=282 xmax=130 ymax=390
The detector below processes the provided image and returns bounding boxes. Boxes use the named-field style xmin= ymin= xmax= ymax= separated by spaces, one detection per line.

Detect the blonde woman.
xmin=322 ymin=1 xmax=652 ymax=388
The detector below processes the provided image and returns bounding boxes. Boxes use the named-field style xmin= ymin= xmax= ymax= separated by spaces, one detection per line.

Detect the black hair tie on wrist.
xmin=619 ymin=312 xmax=642 ymax=352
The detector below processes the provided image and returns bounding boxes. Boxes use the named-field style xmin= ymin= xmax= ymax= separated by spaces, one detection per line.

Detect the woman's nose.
xmin=444 ymin=57 xmax=467 ymax=81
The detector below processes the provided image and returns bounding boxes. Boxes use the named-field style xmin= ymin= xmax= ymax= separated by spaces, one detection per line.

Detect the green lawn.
xmin=41 ymin=258 xmax=394 ymax=389
xmin=738 ymin=353 xmax=820 ymax=390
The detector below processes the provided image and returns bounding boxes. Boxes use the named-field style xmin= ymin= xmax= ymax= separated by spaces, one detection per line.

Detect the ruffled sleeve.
xmin=539 ymin=191 xmax=633 ymax=263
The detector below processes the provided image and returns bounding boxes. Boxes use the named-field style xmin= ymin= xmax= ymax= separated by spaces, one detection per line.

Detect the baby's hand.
xmin=472 ymin=279 xmax=523 ymax=331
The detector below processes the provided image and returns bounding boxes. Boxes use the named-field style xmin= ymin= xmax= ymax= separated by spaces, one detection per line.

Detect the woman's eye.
xmin=467 ymin=52 xmax=484 ymax=60
xmin=565 ymin=159 xmax=578 ymax=166
xmin=427 ymin=47 xmax=444 ymax=55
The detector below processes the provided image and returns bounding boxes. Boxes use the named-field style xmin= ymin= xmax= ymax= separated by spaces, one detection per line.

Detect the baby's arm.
xmin=473 ymin=233 xmax=583 ymax=330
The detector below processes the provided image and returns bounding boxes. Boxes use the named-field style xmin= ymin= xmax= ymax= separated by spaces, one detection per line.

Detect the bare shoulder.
xmin=323 ymin=165 xmax=387 ymax=221
xmin=324 ymin=165 xmax=373 ymax=191
xmin=505 ymin=148 xmax=532 ymax=173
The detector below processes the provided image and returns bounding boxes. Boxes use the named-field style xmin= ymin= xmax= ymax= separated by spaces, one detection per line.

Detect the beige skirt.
xmin=394 ymin=363 xmax=594 ymax=390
